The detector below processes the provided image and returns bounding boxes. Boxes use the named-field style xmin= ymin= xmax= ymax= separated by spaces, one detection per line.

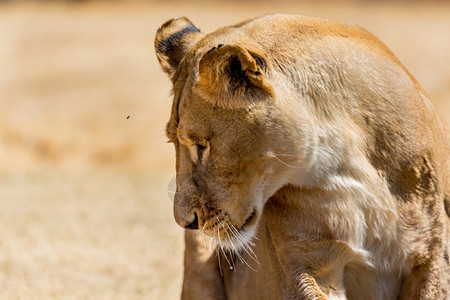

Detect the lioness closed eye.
xmin=155 ymin=14 xmax=449 ymax=300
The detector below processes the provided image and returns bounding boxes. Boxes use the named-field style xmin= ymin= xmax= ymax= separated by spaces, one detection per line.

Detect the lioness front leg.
xmin=279 ymin=240 xmax=373 ymax=300
xmin=297 ymin=273 xmax=329 ymax=300
xmin=181 ymin=230 xmax=226 ymax=300
xmin=295 ymin=263 xmax=348 ymax=299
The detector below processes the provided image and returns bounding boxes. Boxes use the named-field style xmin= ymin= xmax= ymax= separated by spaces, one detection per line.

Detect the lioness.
xmin=155 ymin=14 xmax=449 ymax=299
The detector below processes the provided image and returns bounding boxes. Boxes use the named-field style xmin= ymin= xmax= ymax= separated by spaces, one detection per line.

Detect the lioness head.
xmin=155 ymin=17 xmax=303 ymax=250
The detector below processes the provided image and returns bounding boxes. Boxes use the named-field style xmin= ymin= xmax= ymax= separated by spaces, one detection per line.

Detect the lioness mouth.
xmin=242 ymin=209 xmax=257 ymax=229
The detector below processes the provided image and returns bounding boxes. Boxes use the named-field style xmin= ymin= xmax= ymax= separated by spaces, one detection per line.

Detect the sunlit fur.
xmin=156 ymin=14 xmax=450 ymax=300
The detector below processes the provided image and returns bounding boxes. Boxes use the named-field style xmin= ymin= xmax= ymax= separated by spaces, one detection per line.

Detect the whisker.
xmin=216 ymin=218 xmax=233 ymax=269
xmin=270 ymin=153 xmax=298 ymax=157
xmin=202 ymin=220 xmax=209 ymax=231
xmin=224 ymin=222 xmax=255 ymax=268
xmin=229 ymin=224 xmax=260 ymax=266
xmin=228 ymin=237 xmax=258 ymax=271
xmin=216 ymin=245 xmax=223 ymax=276
xmin=226 ymin=223 xmax=260 ymax=271
xmin=228 ymin=224 xmax=251 ymax=251
xmin=214 ymin=226 xmax=224 ymax=277
xmin=228 ymin=224 xmax=255 ymax=251
xmin=218 ymin=219 xmax=236 ymax=270
xmin=267 ymin=152 xmax=303 ymax=169
xmin=224 ymin=230 xmax=236 ymax=270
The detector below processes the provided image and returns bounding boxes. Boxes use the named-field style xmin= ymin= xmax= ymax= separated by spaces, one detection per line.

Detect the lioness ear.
xmin=155 ymin=17 xmax=204 ymax=77
xmin=196 ymin=44 xmax=274 ymax=109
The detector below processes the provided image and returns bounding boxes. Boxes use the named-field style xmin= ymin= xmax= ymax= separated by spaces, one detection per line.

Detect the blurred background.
xmin=0 ymin=0 xmax=449 ymax=299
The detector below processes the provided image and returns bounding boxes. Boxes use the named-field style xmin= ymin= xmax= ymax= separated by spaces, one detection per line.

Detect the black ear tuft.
xmin=155 ymin=17 xmax=204 ymax=77
xmin=156 ymin=24 xmax=200 ymax=69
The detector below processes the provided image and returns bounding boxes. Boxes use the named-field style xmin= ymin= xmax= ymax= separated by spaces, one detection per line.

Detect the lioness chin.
xmin=155 ymin=14 xmax=449 ymax=300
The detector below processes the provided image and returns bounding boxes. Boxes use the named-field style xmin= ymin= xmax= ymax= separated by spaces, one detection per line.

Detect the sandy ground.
xmin=0 ymin=1 xmax=449 ymax=299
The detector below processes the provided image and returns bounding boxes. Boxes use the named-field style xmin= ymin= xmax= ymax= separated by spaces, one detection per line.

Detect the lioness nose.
xmin=173 ymin=192 xmax=201 ymax=229
xmin=184 ymin=212 xmax=199 ymax=230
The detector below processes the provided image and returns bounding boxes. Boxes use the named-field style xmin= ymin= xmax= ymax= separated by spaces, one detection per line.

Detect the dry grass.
xmin=0 ymin=1 xmax=449 ymax=299
xmin=0 ymin=170 xmax=182 ymax=299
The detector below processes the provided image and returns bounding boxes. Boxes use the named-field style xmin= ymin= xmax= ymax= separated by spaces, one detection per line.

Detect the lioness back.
xmin=155 ymin=14 xmax=449 ymax=300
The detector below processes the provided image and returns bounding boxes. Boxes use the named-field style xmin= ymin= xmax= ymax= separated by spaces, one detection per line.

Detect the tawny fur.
xmin=155 ymin=14 xmax=450 ymax=300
